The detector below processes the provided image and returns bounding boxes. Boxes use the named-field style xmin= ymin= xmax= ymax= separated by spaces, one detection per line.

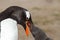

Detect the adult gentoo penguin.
xmin=0 ymin=6 xmax=51 ymax=40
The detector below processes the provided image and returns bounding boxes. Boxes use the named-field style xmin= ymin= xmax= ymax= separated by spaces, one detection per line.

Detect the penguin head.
xmin=10 ymin=9 xmax=33 ymax=36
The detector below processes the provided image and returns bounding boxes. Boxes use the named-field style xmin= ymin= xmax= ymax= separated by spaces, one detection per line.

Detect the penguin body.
xmin=1 ymin=18 xmax=18 ymax=40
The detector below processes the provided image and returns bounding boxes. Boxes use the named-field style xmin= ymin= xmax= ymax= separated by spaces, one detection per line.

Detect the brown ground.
xmin=0 ymin=0 xmax=60 ymax=40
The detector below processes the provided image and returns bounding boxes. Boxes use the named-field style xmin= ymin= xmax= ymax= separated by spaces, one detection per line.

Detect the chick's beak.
xmin=25 ymin=21 xmax=30 ymax=36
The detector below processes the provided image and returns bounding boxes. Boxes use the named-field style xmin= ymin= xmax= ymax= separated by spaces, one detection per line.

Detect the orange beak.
xmin=25 ymin=21 xmax=30 ymax=36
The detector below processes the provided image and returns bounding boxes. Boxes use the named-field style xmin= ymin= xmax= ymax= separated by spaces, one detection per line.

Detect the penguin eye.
xmin=25 ymin=11 xmax=30 ymax=20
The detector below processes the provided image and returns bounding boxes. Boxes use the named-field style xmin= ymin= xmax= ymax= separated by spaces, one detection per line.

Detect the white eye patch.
xmin=25 ymin=11 xmax=30 ymax=19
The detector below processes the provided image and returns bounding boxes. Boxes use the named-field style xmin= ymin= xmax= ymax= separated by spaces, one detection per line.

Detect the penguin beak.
xmin=25 ymin=21 xmax=31 ymax=36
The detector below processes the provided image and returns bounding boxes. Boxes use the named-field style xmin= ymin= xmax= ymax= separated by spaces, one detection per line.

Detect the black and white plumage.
xmin=0 ymin=6 xmax=51 ymax=40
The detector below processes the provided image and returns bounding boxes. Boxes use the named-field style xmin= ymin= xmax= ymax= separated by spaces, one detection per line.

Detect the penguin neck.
xmin=1 ymin=18 xmax=18 ymax=40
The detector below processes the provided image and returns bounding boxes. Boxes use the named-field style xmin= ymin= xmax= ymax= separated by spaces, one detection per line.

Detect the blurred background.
xmin=0 ymin=0 xmax=60 ymax=40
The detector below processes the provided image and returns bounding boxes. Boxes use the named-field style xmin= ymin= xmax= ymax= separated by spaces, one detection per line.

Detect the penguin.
xmin=0 ymin=6 xmax=52 ymax=40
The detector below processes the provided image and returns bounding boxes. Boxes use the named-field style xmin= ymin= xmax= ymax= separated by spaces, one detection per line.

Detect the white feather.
xmin=1 ymin=18 xmax=18 ymax=40
xmin=25 ymin=11 xmax=30 ymax=19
